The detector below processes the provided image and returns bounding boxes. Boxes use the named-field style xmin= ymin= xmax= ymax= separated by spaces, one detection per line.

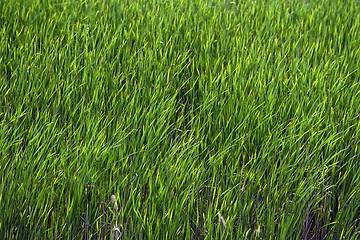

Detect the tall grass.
xmin=1 ymin=0 xmax=359 ymax=239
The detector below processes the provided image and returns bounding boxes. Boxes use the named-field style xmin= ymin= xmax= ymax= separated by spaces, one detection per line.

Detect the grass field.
xmin=1 ymin=0 xmax=359 ymax=239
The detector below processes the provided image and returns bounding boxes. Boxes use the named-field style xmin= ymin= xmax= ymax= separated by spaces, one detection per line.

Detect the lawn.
xmin=0 ymin=0 xmax=359 ymax=239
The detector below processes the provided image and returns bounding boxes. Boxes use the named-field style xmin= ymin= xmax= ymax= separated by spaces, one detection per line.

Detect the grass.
xmin=0 ymin=0 xmax=359 ymax=239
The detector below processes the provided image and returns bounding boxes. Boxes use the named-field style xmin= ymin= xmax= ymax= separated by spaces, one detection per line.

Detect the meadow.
xmin=1 ymin=0 xmax=359 ymax=239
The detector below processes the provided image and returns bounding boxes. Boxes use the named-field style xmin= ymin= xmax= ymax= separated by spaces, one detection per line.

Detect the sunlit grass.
xmin=1 ymin=0 xmax=359 ymax=239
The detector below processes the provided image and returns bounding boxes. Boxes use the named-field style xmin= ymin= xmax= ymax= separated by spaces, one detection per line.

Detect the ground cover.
xmin=1 ymin=0 xmax=359 ymax=239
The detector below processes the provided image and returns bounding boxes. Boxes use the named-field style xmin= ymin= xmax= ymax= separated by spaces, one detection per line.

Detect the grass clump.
xmin=1 ymin=0 xmax=359 ymax=239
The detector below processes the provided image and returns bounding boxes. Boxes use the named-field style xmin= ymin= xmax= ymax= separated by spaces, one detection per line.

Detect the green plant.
xmin=1 ymin=0 xmax=359 ymax=239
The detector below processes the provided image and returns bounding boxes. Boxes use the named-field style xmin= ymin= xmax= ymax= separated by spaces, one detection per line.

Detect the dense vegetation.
xmin=1 ymin=0 xmax=359 ymax=239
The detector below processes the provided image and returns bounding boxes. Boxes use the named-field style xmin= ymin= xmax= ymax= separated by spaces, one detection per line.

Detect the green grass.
xmin=1 ymin=0 xmax=359 ymax=239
